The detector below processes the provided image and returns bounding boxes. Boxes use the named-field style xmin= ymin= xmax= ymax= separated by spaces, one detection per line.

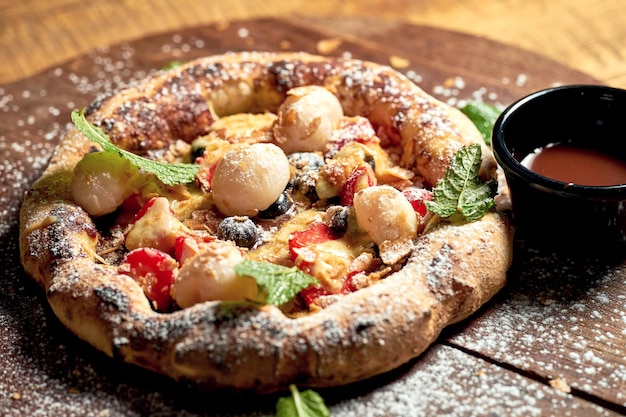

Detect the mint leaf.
xmin=71 ymin=109 xmax=200 ymax=186
xmin=425 ymin=144 xmax=495 ymax=222
xmin=234 ymin=260 xmax=318 ymax=306
xmin=162 ymin=60 xmax=186 ymax=70
xmin=459 ymin=101 xmax=501 ymax=145
xmin=275 ymin=384 xmax=330 ymax=417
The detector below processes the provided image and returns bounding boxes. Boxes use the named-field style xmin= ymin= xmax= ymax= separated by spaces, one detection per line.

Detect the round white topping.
xmin=211 ymin=143 xmax=291 ymax=217
xmin=273 ymin=86 xmax=344 ymax=154
xmin=353 ymin=185 xmax=418 ymax=246
xmin=172 ymin=241 xmax=259 ymax=308
xmin=71 ymin=151 xmax=141 ymax=217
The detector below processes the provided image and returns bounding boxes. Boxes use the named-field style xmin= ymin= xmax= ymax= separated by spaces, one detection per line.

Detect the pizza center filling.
xmin=71 ymin=85 xmax=435 ymax=315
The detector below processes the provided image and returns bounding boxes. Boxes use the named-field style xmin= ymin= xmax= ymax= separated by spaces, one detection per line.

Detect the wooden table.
xmin=2 ymin=1 xmax=626 ymax=416
xmin=2 ymin=0 xmax=626 ymax=88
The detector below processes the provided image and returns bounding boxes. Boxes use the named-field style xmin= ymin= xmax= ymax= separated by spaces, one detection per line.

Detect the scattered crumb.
xmin=389 ymin=55 xmax=410 ymax=69
xmin=549 ymin=377 xmax=572 ymax=393
xmin=214 ymin=21 xmax=230 ymax=32
xmin=316 ymin=38 xmax=342 ymax=55
xmin=279 ymin=40 xmax=292 ymax=50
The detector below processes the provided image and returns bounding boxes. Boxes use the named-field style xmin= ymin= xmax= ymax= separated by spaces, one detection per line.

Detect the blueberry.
xmin=191 ymin=145 xmax=206 ymax=161
xmin=288 ymin=152 xmax=325 ymax=171
xmin=288 ymin=152 xmax=324 ymax=197
xmin=258 ymin=191 xmax=293 ymax=219
xmin=365 ymin=155 xmax=376 ymax=172
xmin=217 ymin=216 xmax=258 ymax=248
xmin=190 ymin=137 xmax=211 ymax=161
xmin=327 ymin=206 xmax=350 ymax=234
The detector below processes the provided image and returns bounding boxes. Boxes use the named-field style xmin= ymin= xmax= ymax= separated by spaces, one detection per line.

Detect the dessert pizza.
xmin=19 ymin=52 xmax=513 ymax=394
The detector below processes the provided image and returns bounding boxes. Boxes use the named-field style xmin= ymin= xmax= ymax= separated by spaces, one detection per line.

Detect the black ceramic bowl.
xmin=491 ymin=85 xmax=626 ymax=257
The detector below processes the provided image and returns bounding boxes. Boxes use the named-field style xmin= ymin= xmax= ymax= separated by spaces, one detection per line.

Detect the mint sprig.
xmin=426 ymin=144 xmax=495 ymax=222
xmin=234 ymin=260 xmax=318 ymax=306
xmin=459 ymin=101 xmax=501 ymax=145
xmin=275 ymin=384 xmax=330 ymax=417
xmin=71 ymin=109 xmax=200 ymax=186
xmin=162 ymin=60 xmax=186 ymax=70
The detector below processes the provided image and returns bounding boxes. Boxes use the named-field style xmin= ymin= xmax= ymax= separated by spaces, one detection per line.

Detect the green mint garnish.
xmin=459 ymin=101 xmax=501 ymax=145
xmin=71 ymin=109 xmax=200 ymax=186
xmin=275 ymin=384 xmax=330 ymax=417
xmin=426 ymin=144 xmax=496 ymax=222
xmin=234 ymin=260 xmax=318 ymax=306
xmin=162 ymin=60 xmax=186 ymax=70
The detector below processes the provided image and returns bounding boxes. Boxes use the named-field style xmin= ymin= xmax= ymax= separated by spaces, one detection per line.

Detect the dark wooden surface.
xmin=1 ymin=17 xmax=625 ymax=416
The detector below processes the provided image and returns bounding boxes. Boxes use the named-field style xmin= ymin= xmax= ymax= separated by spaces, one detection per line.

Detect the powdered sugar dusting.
xmin=330 ymin=345 xmax=617 ymax=417
xmin=448 ymin=245 xmax=626 ymax=409
xmin=1 ymin=20 xmax=622 ymax=417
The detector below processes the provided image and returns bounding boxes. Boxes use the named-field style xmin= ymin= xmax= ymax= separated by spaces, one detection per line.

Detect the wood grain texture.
xmin=1 ymin=15 xmax=625 ymax=417
xmin=1 ymin=0 xmax=626 ymax=87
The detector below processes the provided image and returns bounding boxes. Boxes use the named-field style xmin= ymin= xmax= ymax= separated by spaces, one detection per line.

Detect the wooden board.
xmin=2 ymin=17 xmax=624 ymax=416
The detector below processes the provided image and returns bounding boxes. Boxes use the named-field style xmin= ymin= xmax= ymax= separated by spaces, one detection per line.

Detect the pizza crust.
xmin=19 ymin=52 xmax=513 ymax=393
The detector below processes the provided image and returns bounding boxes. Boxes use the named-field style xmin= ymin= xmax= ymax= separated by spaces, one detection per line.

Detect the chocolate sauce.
xmin=521 ymin=143 xmax=626 ymax=186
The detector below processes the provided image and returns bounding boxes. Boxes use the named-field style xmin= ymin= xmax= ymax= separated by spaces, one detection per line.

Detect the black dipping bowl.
xmin=492 ymin=85 xmax=626 ymax=258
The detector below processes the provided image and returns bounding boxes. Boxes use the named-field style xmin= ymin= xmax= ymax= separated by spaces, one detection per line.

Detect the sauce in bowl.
xmin=521 ymin=143 xmax=626 ymax=186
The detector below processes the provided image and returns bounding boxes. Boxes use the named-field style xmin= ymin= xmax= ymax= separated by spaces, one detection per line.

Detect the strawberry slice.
xmin=340 ymin=165 xmax=376 ymax=206
xmin=289 ymin=222 xmax=338 ymax=261
xmin=402 ymin=188 xmax=433 ymax=217
xmin=299 ymin=284 xmax=331 ymax=307
xmin=119 ymin=247 xmax=178 ymax=311
xmin=328 ymin=116 xmax=379 ymax=153
xmin=340 ymin=271 xmax=360 ymax=294
xmin=290 ymin=224 xmax=365 ymax=308
xmin=288 ymin=222 xmax=340 ymax=276
xmin=130 ymin=196 xmax=159 ymax=224
xmin=299 ymin=271 xmax=360 ymax=307
xmin=196 ymin=160 xmax=218 ymax=191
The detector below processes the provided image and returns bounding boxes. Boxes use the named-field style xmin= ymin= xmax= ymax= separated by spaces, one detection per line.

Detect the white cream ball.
xmin=172 ymin=241 xmax=259 ymax=308
xmin=71 ymin=151 xmax=141 ymax=216
xmin=353 ymin=185 xmax=418 ymax=246
xmin=273 ymin=86 xmax=344 ymax=154
xmin=211 ymin=143 xmax=290 ymax=217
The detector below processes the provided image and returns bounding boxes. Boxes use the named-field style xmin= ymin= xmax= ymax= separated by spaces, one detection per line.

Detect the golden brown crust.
xmin=19 ymin=52 xmax=513 ymax=393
